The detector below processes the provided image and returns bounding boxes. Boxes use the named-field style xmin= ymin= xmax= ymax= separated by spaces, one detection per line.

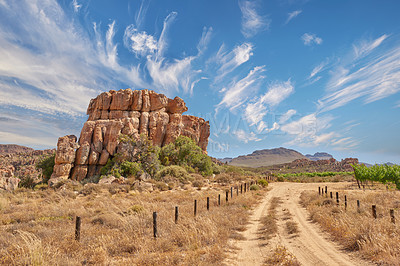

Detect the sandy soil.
xmin=224 ymin=182 xmax=374 ymax=266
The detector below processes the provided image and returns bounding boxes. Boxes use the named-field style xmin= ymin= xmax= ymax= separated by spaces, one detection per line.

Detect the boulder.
xmin=167 ymin=96 xmax=188 ymax=114
xmin=54 ymin=135 xmax=79 ymax=164
xmin=70 ymin=165 xmax=88 ymax=181
xmin=149 ymin=90 xmax=168 ymax=111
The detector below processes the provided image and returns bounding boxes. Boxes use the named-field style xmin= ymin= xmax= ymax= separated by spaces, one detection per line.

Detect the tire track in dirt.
xmin=224 ymin=182 xmax=374 ymax=266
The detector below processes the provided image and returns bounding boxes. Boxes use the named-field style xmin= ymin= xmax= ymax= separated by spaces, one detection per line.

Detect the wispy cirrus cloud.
xmin=244 ymin=80 xmax=294 ymax=127
xmin=280 ymin=113 xmax=334 ymax=146
xmin=239 ymin=0 xmax=270 ymax=38
xmin=72 ymin=0 xmax=81 ymax=13
xmin=318 ymin=35 xmax=400 ymax=112
xmin=285 ymin=10 xmax=302 ymax=25
xmin=212 ymin=42 xmax=254 ymax=83
xmin=216 ymin=66 xmax=265 ymax=112
xmin=233 ymin=129 xmax=261 ymax=143
xmin=301 ymin=33 xmax=323 ymax=46
xmin=279 ymin=109 xmax=297 ymax=124
xmin=353 ymin=34 xmax=388 ymax=58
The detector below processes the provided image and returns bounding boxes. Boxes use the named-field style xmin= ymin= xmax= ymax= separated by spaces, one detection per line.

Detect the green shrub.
xmin=36 ymin=153 xmax=55 ymax=183
xmin=159 ymin=136 xmax=214 ymax=176
xmin=250 ymin=184 xmax=260 ymax=191
xmin=155 ymin=165 xmax=190 ymax=182
xmin=257 ymin=179 xmax=269 ymax=187
xmin=33 ymin=183 xmax=48 ymax=190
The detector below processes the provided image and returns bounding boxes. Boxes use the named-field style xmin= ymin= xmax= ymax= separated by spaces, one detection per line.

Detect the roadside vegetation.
xmin=301 ymin=188 xmax=400 ymax=264
xmin=353 ymin=163 xmax=400 ymax=189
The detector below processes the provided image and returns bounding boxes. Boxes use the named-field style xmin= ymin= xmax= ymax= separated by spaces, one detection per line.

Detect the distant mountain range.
xmin=0 ymin=144 xmax=34 ymax=154
xmin=227 ymin=147 xmax=309 ymax=168
xmin=305 ymin=152 xmax=333 ymax=161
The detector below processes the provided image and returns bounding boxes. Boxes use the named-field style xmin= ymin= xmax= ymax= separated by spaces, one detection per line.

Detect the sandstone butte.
xmin=51 ymin=89 xmax=210 ymax=182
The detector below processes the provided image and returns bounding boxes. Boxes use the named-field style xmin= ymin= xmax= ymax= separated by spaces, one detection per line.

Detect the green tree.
xmin=36 ymin=153 xmax=55 ymax=183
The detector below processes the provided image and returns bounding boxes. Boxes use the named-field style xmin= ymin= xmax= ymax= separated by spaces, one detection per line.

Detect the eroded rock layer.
xmin=52 ymin=89 xmax=210 ymax=181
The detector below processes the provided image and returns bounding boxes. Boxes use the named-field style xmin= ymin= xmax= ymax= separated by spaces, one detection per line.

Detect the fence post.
xmin=237 ymin=186 xmax=239 ymax=196
xmin=207 ymin=197 xmax=210 ymax=211
xmin=244 ymin=183 xmax=246 ymax=192
xmin=336 ymin=192 xmax=339 ymax=205
xmin=357 ymin=200 xmax=360 ymax=212
xmin=231 ymin=187 xmax=233 ymax=198
xmin=330 ymin=192 xmax=333 ymax=199
xmin=153 ymin=212 xmax=157 ymax=238
xmin=344 ymin=195 xmax=347 ymax=210
xmin=318 ymin=187 xmax=321 ymax=195
xmin=372 ymin=205 xmax=377 ymax=219
xmin=390 ymin=209 xmax=395 ymax=224
xmin=175 ymin=206 xmax=179 ymax=224
xmin=194 ymin=200 xmax=197 ymax=216
xmin=226 ymin=191 xmax=229 ymax=202
xmin=218 ymin=194 xmax=221 ymax=206
xmin=325 ymin=186 xmax=327 ymax=196
xmin=241 ymin=184 xmax=243 ymax=194
xmin=75 ymin=216 xmax=81 ymax=241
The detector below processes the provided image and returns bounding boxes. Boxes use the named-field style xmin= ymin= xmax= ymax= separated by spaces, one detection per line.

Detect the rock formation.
xmin=51 ymin=89 xmax=210 ymax=181
xmin=0 ymin=166 xmax=20 ymax=191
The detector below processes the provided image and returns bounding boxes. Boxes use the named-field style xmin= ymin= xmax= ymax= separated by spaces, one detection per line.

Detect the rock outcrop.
xmin=51 ymin=89 xmax=210 ymax=181
xmin=0 ymin=166 xmax=20 ymax=191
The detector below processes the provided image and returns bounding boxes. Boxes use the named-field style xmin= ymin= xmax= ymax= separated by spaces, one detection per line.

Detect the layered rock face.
xmin=51 ymin=89 xmax=210 ymax=181
xmin=0 ymin=166 xmax=19 ymax=191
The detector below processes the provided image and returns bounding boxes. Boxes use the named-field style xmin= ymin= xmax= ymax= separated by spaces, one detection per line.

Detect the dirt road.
xmin=225 ymin=182 xmax=373 ymax=266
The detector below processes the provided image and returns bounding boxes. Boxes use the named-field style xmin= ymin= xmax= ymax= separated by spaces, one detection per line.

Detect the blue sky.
xmin=0 ymin=0 xmax=400 ymax=164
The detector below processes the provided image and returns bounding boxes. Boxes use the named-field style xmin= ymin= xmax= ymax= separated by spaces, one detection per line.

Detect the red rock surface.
xmin=53 ymin=89 xmax=210 ymax=181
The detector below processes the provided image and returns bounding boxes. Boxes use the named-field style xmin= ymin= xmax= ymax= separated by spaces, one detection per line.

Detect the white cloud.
xmin=279 ymin=109 xmax=297 ymax=124
xmin=239 ymin=0 xmax=270 ymax=38
xmin=197 ymin=26 xmax=213 ymax=55
xmin=285 ymin=10 xmax=302 ymax=24
xmin=217 ymin=66 xmax=265 ymax=112
xmin=157 ymin=11 xmax=178 ymax=59
xmin=301 ymin=33 xmax=323 ymax=46
xmin=134 ymin=0 xmax=151 ymax=29
xmin=319 ymin=42 xmax=400 ymax=112
xmin=353 ymin=34 xmax=388 ymax=58
xmin=233 ymin=129 xmax=261 ymax=143
xmin=244 ymin=80 xmax=294 ymax=126
xmin=309 ymin=61 xmax=327 ymax=79
xmin=72 ymin=0 xmax=81 ymax=12
xmin=280 ymin=113 xmax=334 ymax=146
xmin=213 ymin=43 xmax=254 ymax=82
xmin=124 ymin=25 xmax=158 ymax=56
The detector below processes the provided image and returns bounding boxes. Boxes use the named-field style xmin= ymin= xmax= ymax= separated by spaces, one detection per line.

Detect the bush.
xmin=36 ymin=153 xmax=55 ymax=183
xmin=18 ymin=176 xmax=36 ymax=189
xmin=155 ymin=165 xmax=190 ymax=182
xmin=257 ymin=179 xmax=268 ymax=187
xmin=159 ymin=136 xmax=214 ymax=176
xmin=250 ymin=184 xmax=260 ymax=191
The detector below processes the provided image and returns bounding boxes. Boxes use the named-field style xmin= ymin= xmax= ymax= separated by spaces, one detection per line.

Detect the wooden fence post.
xmin=318 ymin=187 xmax=321 ymax=195
xmin=218 ymin=194 xmax=221 ymax=206
xmin=372 ymin=205 xmax=377 ymax=219
xmin=357 ymin=200 xmax=360 ymax=212
xmin=175 ymin=206 xmax=178 ymax=224
xmin=330 ymin=192 xmax=333 ymax=199
xmin=244 ymin=183 xmax=246 ymax=192
xmin=344 ymin=195 xmax=347 ymax=210
xmin=75 ymin=216 xmax=81 ymax=241
xmin=336 ymin=192 xmax=339 ymax=205
xmin=241 ymin=184 xmax=243 ymax=194
xmin=207 ymin=197 xmax=210 ymax=211
xmin=325 ymin=186 xmax=327 ymax=195
xmin=390 ymin=209 xmax=395 ymax=224
xmin=194 ymin=200 xmax=197 ymax=216
xmin=153 ymin=212 xmax=157 ymax=238
xmin=226 ymin=191 xmax=229 ymax=202
xmin=231 ymin=187 xmax=233 ymax=198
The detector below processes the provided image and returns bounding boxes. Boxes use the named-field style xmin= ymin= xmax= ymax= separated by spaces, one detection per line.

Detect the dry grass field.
xmin=0 ymin=180 xmax=265 ymax=265
xmin=301 ymin=186 xmax=400 ymax=265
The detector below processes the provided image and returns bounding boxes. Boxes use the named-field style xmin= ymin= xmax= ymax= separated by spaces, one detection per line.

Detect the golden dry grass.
xmin=264 ymin=245 xmax=300 ymax=266
xmin=301 ymin=188 xmax=400 ymax=265
xmin=0 ymin=182 xmax=265 ymax=265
